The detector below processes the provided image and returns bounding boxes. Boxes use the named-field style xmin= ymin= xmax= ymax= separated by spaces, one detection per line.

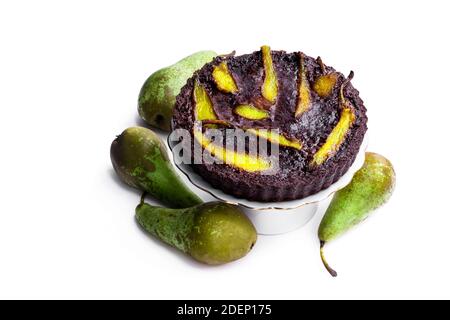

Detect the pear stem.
xmin=140 ymin=192 xmax=147 ymax=206
xmin=219 ymin=50 xmax=236 ymax=58
xmin=320 ymin=241 xmax=338 ymax=277
xmin=317 ymin=56 xmax=326 ymax=74
xmin=339 ymin=71 xmax=355 ymax=105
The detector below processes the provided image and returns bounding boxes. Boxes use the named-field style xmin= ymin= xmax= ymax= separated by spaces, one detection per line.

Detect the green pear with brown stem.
xmin=319 ymin=152 xmax=396 ymax=277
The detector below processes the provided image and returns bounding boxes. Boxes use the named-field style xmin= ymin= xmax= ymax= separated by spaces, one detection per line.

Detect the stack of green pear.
xmin=138 ymin=50 xmax=217 ymax=131
xmin=111 ymin=126 xmax=257 ymax=265
xmin=318 ymin=152 xmax=396 ymax=277
xmin=136 ymin=198 xmax=257 ymax=265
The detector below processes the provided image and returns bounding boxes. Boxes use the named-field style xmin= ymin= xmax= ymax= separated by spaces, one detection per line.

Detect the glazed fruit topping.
xmin=313 ymin=57 xmax=339 ymax=98
xmin=295 ymin=52 xmax=312 ymax=117
xmin=247 ymin=129 xmax=302 ymax=150
xmin=234 ymin=104 xmax=270 ymax=120
xmin=193 ymin=122 xmax=272 ymax=172
xmin=311 ymin=72 xmax=356 ymax=166
xmin=194 ymin=81 xmax=217 ymax=121
xmin=261 ymin=45 xmax=278 ymax=104
xmin=212 ymin=62 xmax=238 ymax=94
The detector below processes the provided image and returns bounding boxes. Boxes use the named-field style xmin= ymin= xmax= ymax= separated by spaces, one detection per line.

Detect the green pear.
xmin=136 ymin=198 xmax=257 ymax=265
xmin=319 ymin=152 xmax=396 ymax=277
xmin=110 ymin=127 xmax=202 ymax=208
xmin=138 ymin=50 xmax=217 ymax=131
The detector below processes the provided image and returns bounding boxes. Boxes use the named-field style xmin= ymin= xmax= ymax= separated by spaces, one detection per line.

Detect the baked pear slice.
xmin=313 ymin=74 xmax=338 ymax=98
xmin=234 ymin=104 xmax=270 ymax=120
xmin=212 ymin=62 xmax=238 ymax=93
xmin=202 ymin=119 xmax=302 ymax=151
xmin=247 ymin=129 xmax=302 ymax=150
xmin=295 ymin=52 xmax=312 ymax=117
xmin=311 ymin=72 xmax=356 ymax=166
xmin=261 ymin=45 xmax=278 ymax=104
xmin=193 ymin=122 xmax=271 ymax=172
xmin=313 ymin=57 xmax=339 ymax=98
xmin=194 ymin=81 xmax=217 ymax=121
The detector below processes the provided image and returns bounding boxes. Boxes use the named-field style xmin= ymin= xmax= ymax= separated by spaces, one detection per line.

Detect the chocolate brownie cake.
xmin=172 ymin=46 xmax=368 ymax=202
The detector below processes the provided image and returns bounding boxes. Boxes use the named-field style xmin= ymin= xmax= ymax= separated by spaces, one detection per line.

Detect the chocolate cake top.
xmin=172 ymin=47 xmax=368 ymax=202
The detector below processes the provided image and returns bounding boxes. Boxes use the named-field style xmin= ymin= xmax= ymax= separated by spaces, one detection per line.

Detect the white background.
xmin=1 ymin=0 xmax=449 ymax=300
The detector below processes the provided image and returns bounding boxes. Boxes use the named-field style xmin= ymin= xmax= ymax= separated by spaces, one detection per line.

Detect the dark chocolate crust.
xmin=172 ymin=49 xmax=368 ymax=202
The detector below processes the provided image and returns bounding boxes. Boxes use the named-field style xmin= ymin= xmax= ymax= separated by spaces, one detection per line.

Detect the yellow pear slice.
xmin=194 ymin=82 xmax=217 ymax=121
xmin=295 ymin=53 xmax=311 ymax=117
xmin=311 ymin=108 xmax=355 ymax=166
xmin=311 ymin=72 xmax=356 ymax=166
xmin=313 ymin=73 xmax=338 ymax=98
xmin=247 ymin=129 xmax=302 ymax=150
xmin=261 ymin=45 xmax=278 ymax=104
xmin=193 ymin=124 xmax=271 ymax=172
xmin=234 ymin=104 xmax=270 ymax=120
xmin=212 ymin=62 xmax=238 ymax=93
